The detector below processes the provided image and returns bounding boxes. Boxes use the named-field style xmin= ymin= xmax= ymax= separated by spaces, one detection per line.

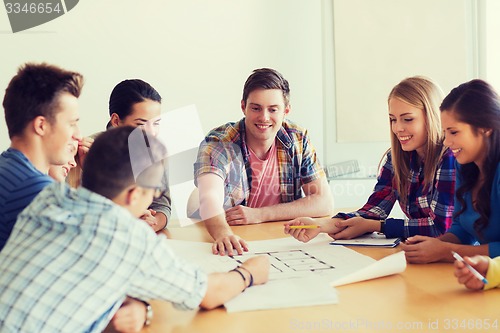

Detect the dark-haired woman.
xmin=107 ymin=79 xmax=170 ymax=231
xmin=403 ymin=79 xmax=500 ymax=263
xmin=70 ymin=79 xmax=171 ymax=231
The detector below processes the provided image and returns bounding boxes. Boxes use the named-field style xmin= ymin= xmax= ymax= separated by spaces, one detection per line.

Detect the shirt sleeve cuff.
xmin=383 ymin=218 xmax=405 ymax=238
xmin=484 ymin=257 xmax=500 ymax=290
xmin=488 ymin=242 xmax=500 ymax=258
xmin=332 ymin=212 xmax=355 ymax=219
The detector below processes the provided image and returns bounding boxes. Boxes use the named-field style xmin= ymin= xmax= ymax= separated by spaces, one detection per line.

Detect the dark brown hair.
xmin=3 ymin=63 xmax=83 ymax=138
xmin=242 ymin=68 xmax=290 ymax=106
xmin=441 ymin=79 xmax=500 ymax=235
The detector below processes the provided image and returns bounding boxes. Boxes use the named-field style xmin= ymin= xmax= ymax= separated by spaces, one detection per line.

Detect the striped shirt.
xmin=0 ymin=182 xmax=207 ymax=333
xmin=0 ymin=148 xmax=53 ymax=250
xmin=194 ymin=118 xmax=326 ymax=209
xmin=334 ymin=149 xmax=456 ymax=238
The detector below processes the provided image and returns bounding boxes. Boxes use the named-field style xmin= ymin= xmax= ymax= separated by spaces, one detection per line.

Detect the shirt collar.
xmin=238 ymin=118 xmax=293 ymax=155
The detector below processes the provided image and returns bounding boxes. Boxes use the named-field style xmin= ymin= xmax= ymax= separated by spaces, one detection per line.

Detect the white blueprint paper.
xmin=331 ymin=251 xmax=406 ymax=287
xmin=166 ymin=235 xmax=375 ymax=312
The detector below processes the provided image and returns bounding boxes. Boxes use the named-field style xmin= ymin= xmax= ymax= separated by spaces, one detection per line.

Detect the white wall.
xmin=332 ymin=0 xmax=475 ymax=144
xmin=0 ymin=0 xmax=325 ymax=157
xmin=484 ymin=0 xmax=500 ymax=90
xmin=322 ymin=0 xmax=478 ymax=210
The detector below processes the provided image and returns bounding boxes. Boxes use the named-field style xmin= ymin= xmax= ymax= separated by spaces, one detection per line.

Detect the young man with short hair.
xmin=0 ymin=62 xmax=83 ymax=250
xmin=195 ymin=68 xmax=333 ymax=256
xmin=0 ymin=126 xmax=269 ymax=332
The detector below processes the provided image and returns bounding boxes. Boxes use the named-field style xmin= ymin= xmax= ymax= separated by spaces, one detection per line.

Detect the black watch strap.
xmin=380 ymin=220 xmax=386 ymax=234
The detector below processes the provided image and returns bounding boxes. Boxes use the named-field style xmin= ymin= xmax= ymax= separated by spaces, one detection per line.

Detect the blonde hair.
xmin=388 ymin=76 xmax=445 ymax=205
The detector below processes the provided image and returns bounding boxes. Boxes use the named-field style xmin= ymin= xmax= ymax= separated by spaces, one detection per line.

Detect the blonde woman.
xmin=285 ymin=76 xmax=455 ymax=241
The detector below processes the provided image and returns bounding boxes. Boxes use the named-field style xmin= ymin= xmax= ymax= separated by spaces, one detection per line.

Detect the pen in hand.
xmin=452 ymin=251 xmax=488 ymax=284
xmin=289 ymin=225 xmax=320 ymax=229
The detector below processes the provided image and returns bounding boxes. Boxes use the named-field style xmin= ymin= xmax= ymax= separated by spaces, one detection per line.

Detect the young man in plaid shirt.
xmin=195 ymin=68 xmax=333 ymax=256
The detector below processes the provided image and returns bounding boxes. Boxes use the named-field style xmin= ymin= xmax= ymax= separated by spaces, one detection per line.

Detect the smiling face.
xmin=43 ymin=92 xmax=81 ymax=166
xmin=389 ymin=97 xmax=428 ymax=157
xmin=48 ymin=140 xmax=78 ymax=181
xmin=111 ymin=99 xmax=161 ymax=136
xmin=242 ymin=88 xmax=290 ymax=150
xmin=441 ymin=110 xmax=489 ymax=168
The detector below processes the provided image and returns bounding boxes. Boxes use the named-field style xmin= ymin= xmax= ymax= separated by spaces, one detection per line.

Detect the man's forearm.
xmin=258 ymin=193 xmax=334 ymax=222
xmin=203 ymin=213 xmax=233 ymax=240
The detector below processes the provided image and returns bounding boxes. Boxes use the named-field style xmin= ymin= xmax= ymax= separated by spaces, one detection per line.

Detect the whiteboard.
xmin=332 ymin=0 xmax=476 ymax=143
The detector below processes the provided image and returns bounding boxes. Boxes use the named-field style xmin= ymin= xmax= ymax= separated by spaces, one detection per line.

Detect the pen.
xmin=289 ymin=225 xmax=320 ymax=229
xmin=452 ymin=251 xmax=488 ymax=284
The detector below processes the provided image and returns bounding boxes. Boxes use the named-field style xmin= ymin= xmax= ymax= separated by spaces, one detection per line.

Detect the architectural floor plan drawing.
xmin=166 ymin=235 xmax=375 ymax=312
xmin=229 ymin=249 xmax=335 ymax=280
xmin=166 ymin=235 xmax=405 ymax=312
xmin=167 ymin=234 xmax=374 ymax=281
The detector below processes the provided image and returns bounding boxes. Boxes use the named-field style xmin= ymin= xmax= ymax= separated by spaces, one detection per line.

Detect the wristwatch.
xmin=142 ymin=301 xmax=153 ymax=326
xmin=380 ymin=220 xmax=386 ymax=234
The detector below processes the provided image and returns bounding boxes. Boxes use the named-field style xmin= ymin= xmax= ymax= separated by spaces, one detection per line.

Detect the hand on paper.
xmin=225 ymin=205 xmax=262 ymax=225
xmin=240 ymin=255 xmax=270 ymax=286
xmin=454 ymin=255 xmax=489 ymax=290
xmin=329 ymin=217 xmax=379 ymax=240
xmin=110 ymin=297 xmax=147 ymax=333
xmin=400 ymin=235 xmax=451 ymax=264
xmin=212 ymin=233 xmax=249 ymax=256
xmin=284 ymin=217 xmax=323 ymax=242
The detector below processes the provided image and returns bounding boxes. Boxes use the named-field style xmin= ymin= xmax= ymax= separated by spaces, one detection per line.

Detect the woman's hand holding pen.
xmin=284 ymin=217 xmax=323 ymax=243
xmin=454 ymin=255 xmax=489 ymax=290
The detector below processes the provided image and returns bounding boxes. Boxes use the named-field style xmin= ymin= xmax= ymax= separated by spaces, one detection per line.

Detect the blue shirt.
xmin=447 ymin=162 xmax=500 ymax=257
xmin=0 ymin=148 xmax=52 ymax=250
xmin=0 ymin=182 xmax=207 ymax=333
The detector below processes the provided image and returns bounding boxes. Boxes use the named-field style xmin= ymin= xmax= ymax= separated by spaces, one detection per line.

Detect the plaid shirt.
xmin=335 ymin=149 xmax=455 ymax=238
xmin=0 ymin=183 xmax=207 ymax=333
xmin=194 ymin=118 xmax=326 ymax=209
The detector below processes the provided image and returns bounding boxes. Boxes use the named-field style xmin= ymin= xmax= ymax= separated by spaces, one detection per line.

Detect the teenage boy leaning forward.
xmin=195 ymin=68 xmax=333 ymax=256
xmin=0 ymin=126 xmax=269 ymax=332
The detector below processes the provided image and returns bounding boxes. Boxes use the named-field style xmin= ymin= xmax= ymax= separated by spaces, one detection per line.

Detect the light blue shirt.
xmin=447 ymin=162 xmax=500 ymax=256
xmin=0 ymin=182 xmax=207 ymax=333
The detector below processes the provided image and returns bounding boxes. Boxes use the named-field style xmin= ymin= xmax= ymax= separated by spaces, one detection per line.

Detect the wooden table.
xmin=138 ymin=219 xmax=500 ymax=333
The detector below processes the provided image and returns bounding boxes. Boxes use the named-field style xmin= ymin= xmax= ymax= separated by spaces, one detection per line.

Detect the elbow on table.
xmin=199 ymin=296 xmax=222 ymax=310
